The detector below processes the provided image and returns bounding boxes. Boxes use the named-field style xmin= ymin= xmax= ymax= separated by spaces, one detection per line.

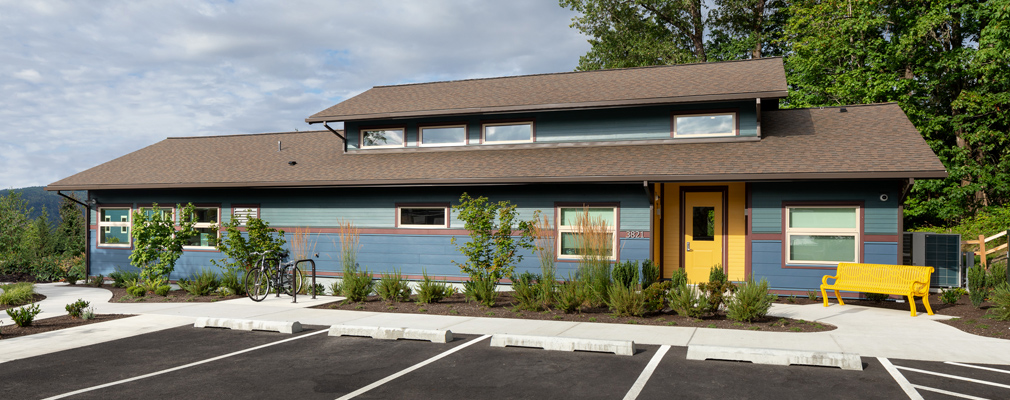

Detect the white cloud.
xmin=0 ymin=0 xmax=590 ymax=189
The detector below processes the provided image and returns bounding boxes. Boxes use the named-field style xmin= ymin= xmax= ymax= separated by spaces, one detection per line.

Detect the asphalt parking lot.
xmin=2 ymin=325 xmax=1008 ymax=400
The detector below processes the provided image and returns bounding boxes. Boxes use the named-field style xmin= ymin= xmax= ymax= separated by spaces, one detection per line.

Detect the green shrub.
xmin=81 ymin=306 xmax=96 ymax=320
xmin=109 ymin=269 xmax=139 ymax=288
xmin=510 ymin=271 xmax=543 ymax=311
xmin=341 ymin=268 xmax=375 ymax=302
xmin=463 ymin=276 xmax=498 ymax=307
xmin=968 ymin=265 xmax=987 ymax=307
xmin=88 ymin=274 xmax=104 ymax=287
xmin=987 ymin=283 xmax=1010 ymax=321
xmin=6 ymin=304 xmax=42 ymax=327
xmin=330 ymin=280 xmax=344 ymax=298
xmin=580 ymin=260 xmax=612 ymax=308
xmin=864 ymin=292 xmax=889 ymax=302
xmin=940 ymin=288 xmax=962 ymax=305
xmin=220 ymin=269 xmax=245 ymax=296
xmin=988 ymin=262 xmax=1008 ymax=289
xmin=612 ymin=260 xmax=639 ymax=290
xmin=154 ymin=285 xmax=171 ymax=296
xmin=416 ymin=270 xmax=455 ymax=304
xmin=641 ymin=260 xmax=659 ymax=288
xmin=177 ymin=269 xmax=221 ymax=296
xmin=308 ymin=283 xmax=326 ymax=296
xmin=806 ymin=290 xmax=819 ymax=301
xmin=668 ymin=284 xmax=711 ymax=318
xmin=555 ymin=276 xmax=585 ymax=313
xmin=66 ymin=299 xmax=90 ymax=318
xmin=0 ymin=282 xmax=35 ymax=306
xmin=376 ymin=268 xmax=412 ymax=302
xmin=58 ymin=255 xmax=85 ymax=285
xmin=643 ymin=281 xmax=671 ymax=312
xmin=726 ymin=279 xmax=775 ymax=322
xmin=30 ymin=255 xmax=62 ymax=282
xmin=606 ymin=284 xmax=647 ymax=317
xmin=697 ymin=265 xmax=735 ymax=312
xmin=126 ymin=285 xmax=146 ymax=297
xmin=669 ymin=269 xmax=688 ymax=288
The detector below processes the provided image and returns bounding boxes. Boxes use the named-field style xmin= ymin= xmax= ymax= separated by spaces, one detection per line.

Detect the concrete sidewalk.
xmin=2 ymin=283 xmax=1008 ymax=365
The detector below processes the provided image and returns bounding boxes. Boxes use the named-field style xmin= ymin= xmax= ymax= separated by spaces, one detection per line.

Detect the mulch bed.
xmin=99 ymin=284 xmax=245 ymax=303
xmin=312 ymin=292 xmax=836 ymax=333
xmin=1 ymin=314 xmax=133 ymax=340
xmin=775 ymin=294 xmax=1009 ymax=340
xmin=0 ymin=293 xmax=47 ymax=311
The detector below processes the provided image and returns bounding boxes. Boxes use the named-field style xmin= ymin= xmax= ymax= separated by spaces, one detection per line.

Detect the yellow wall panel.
xmin=659 ymin=182 xmax=747 ymax=282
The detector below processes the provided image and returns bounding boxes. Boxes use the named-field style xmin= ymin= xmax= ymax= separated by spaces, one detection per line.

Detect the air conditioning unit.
xmin=902 ymin=232 xmax=962 ymax=288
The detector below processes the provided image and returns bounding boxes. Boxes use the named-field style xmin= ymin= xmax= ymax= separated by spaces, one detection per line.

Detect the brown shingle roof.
xmin=46 ymin=104 xmax=945 ymax=191
xmin=307 ymin=58 xmax=788 ymax=122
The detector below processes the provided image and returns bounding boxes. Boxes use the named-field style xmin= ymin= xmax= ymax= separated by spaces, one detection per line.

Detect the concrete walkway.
xmin=2 ymin=283 xmax=1008 ymax=365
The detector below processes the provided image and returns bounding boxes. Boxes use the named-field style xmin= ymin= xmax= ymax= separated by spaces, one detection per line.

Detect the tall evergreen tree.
xmin=56 ymin=194 xmax=86 ymax=256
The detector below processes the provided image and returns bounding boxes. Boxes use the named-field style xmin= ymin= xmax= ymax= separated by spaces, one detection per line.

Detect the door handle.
xmin=685 ymin=242 xmax=691 ymax=252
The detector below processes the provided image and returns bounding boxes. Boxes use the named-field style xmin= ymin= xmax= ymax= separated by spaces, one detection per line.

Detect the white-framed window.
xmin=397 ymin=205 xmax=449 ymax=228
xmin=98 ymin=207 xmax=131 ymax=246
xmin=482 ymin=122 xmax=533 ymax=144
xmin=672 ymin=112 xmax=736 ymax=138
xmin=785 ymin=206 xmax=860 ymax=264
xmin=185 ymin=207 xmax=220 ymax=249
xmin=360 ymin=127 xmax=405 ymax=148
xmin=557 ymin=206 xmax=617 ymax=260
xmin=419 ymin=125 xmax=467 ymax=147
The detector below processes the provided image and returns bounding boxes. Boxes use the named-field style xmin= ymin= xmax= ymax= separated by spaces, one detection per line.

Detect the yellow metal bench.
xmin=820 ymin=262 xmax=934 ymax=317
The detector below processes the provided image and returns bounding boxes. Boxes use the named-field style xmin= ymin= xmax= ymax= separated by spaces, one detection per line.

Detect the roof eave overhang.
xmin=304 ymin=90 xmax=789 ymax=124
xmin=44 ymin=169 xmax=948 ymax=192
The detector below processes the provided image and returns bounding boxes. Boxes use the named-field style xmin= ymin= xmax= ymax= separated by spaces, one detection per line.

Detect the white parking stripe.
xmin=622 ymin=345 xmax=670 ymax=400
xmin=895 ymin=365 xmax=1010 ymax=390
xmin=912 ymin=384 xmax=991 ymax=400
xmin=336 ymin=334 xmax=492 ymax=400
xmin=946 ymin=361 xmax=1010 ymax=375
xmin=43 ymin=329 xmax=328 ymax=400
xmin=878 ymin=357 xmax=924 ymax=400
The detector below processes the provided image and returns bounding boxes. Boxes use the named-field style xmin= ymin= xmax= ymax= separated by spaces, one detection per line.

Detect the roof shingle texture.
xmin=47 ymin=103 xmax=945 ymax=191
xmin=308 ymin=58 xmax=788 ymax=121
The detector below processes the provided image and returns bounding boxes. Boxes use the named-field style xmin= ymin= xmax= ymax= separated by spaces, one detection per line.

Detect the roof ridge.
xmin=167 ymin=130 xmax=332 ymax=140
xmin=372 ymin=57 xmax=784 ymax=89
xmin=775 ymin=102 xmax=900 ymax=111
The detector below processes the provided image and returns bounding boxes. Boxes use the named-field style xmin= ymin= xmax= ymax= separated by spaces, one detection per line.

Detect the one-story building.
xmin=46 ymin=57 xmax=947 ymax=291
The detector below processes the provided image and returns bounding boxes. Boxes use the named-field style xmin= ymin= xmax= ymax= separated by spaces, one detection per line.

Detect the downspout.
xmin=898 ymin=178 xmax=915 ymax=264
xmin=643 ymin=181 xmax=654 ymax=266
xmin=755 ymin=98 xmax=762 ymax=138
xmin=57 ymin=190 xmax=91 ymax=278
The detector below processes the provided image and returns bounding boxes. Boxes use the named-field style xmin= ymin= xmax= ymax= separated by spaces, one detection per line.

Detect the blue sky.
xmin=0 ymin=0 xmax=589 ymax=189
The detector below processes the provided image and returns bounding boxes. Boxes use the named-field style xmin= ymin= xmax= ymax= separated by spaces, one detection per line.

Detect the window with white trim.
xmin=98 ymin=207 xmax=131 ymax=246
xmin=673 ymin=112 xmax=736 ymax=138
xmin=185 ymin=207 xmax=219 ymax=248
xmin=361 ymin=128 xmax=405 ymax=148
xmin=557 ymin=206 xmax=617 ymax=260
xmin=786 ymin=206 xmax=860 ymax=264
xmin=419 ymin=125 xmax=467 ymax=147
xmin=482 ymin=122 xmax=533 ymax=144
xmin=398 ymin=206 xmax=448 ymax=228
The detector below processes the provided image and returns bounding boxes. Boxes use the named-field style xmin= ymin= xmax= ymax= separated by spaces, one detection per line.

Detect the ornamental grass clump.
xmin=0 ymin=282 xmax=35 ymax=306
xmin=606 ymin=283 xmax=647 ymax=317
xmin=574 ymin=207 xmax=614 ymax=307
xmin=415 ymin=269 xmax=455 ymax=304
xmin=377 ymin=268 xmax=412 ymax=302
xmin=220 ymin=269 xmax=245 ymax=296
xmin=531 ymin=214 xmax=557 ymax=309
xmin=510 ymin=271 xmax=543 ymax=311
xmin=726 ymin=279 xmax=776 ymax=322
xmin=987 ymin=283 xmax=1010 ymax=321
xmin=555 ymin=274 xmax=586 ymax=314
xmin=109 ymin=268 xmax=139 ymax=288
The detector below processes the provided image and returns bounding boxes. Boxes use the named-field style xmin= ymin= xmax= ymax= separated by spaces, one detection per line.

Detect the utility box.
xmin=903 ymin=232 xmax=962 ymax=288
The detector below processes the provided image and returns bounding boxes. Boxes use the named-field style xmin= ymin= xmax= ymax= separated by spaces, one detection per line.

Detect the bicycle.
xmin=244 ymin=250 xmax=306 ymax=302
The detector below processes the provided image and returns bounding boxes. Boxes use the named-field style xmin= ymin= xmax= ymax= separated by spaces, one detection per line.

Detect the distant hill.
xmin=0 ymin=186 xmax=85 ymax=225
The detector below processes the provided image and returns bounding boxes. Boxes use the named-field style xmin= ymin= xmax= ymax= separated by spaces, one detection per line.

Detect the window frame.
xmin=784 ymin=204 xmax=861 ymax=265
xmin=418 ymin=123 xmax=468 ymax=147
xmin=97 ymin=205 xmax=133 ymax=248
xmin=183 ymin=205 xmax=221 ymax=250
xmin=481 ymin=120 xmax=535 ymax=144
xmin=396 ymin=203 xmax=450 ymax=229
xmin=671 ymin=110 xmax=739 ymax=138
xmin=359 ymin=125 xmax=407 ymax=149
xmin=555 ymin=203 xmax=619 ymax=261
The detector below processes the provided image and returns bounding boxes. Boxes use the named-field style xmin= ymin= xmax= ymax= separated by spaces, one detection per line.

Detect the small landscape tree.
xmin=450 ymin=193 xmax=537 ymax=306
xmin=129 ymin=203 xmax=197 ymax=282
xmin=212 ymin=217 xmax=287 ymax=272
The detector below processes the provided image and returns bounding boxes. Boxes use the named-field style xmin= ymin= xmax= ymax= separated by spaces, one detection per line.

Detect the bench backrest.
xmin=835 ymin=263 xmax=934 ymax=295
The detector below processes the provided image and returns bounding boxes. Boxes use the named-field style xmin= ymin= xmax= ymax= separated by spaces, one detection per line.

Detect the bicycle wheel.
xmin=245 ymin=268 xmax=270 ymax=302
xmin=285 ymin=266 xmax=305 ymax=296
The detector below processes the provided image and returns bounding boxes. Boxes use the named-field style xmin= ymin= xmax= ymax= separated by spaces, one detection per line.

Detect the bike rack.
xmin=295 ymin=259 xmax=317 ymax=300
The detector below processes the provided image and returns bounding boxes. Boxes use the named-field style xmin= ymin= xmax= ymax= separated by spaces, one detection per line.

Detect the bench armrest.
xmin=821 ymin=275 xmax=838 ymax=286
xmin=909 ymin=280 xmax=929 ymax=295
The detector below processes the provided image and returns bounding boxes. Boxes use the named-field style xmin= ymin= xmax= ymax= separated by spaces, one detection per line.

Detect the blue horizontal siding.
xmin=864 ymin=242 xmax=899 ymax=265
xmin=750 ymin=181 xmax=902 ymax=235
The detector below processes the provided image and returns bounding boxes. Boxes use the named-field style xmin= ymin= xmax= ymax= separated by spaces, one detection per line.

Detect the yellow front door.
xmin=684 ymin=191 xmax=723 ymax=283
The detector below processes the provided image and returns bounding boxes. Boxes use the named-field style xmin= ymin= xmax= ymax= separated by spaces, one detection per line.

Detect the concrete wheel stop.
xmin=194 ymin=317 xmax=303 ymax=334
xmin=490 ymin=334 xmax=636 ymax=356
xmin=328 ymin=325 xmax=453 ymax=343
xmin=686 ymin=345 xmax=863 ymax=371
